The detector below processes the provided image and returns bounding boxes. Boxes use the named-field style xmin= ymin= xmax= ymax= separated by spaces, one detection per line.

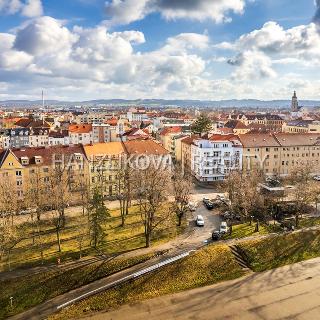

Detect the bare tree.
xmin=134 ymin=166 xmax=172 ymax=248
xmin=171 ymin=165 xmax=192 ymax=226
xmin=49 ymin=165 xmax=73 ymax=252
xmin=115 ymin=162 xmax=132 ymax=227
xmin=223 ymin=170 xmax=265 ymax=230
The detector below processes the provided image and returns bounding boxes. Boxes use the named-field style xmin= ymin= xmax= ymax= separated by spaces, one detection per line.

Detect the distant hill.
xmin=0 ymin=99 xmax=319 ymax=108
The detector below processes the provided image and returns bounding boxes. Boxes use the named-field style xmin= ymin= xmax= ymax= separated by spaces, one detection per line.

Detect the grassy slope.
xmin=51 ymin=245 xmax=246 ymax=320
xmin=239 ymin=229 xmax=320 ymax=272
xmin=1 ymin=204 xmax=183 ymax=271
xmin=0 ymin=252 xmax=160 ymax=319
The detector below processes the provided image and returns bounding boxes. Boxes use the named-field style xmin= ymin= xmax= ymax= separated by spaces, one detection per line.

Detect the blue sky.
xmin=0 ymin=0 xmax=319 ymax=101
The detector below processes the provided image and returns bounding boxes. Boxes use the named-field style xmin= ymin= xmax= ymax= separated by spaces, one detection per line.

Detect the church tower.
xmin=291 ymin=91 xmax=299 ymax=112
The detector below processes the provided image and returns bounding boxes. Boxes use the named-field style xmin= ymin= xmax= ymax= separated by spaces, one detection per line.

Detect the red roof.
xmin=69 ymin=124 xmax=92 ymax=134
xmin=160 ymin=126 xmax=182 ymax=136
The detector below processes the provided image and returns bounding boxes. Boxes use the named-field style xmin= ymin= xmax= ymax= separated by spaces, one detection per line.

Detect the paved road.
xmin=88 ymin=256 xmax=320 ymax=320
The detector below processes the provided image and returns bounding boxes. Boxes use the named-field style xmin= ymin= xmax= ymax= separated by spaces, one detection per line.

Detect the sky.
xmin=0 ymin=0 xmax=319 ymax=101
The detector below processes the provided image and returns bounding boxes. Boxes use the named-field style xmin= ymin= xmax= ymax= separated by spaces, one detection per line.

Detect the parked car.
xmin=203 ymin=198 xmax=214 ymax=210
xmin=188 ymin=201 xmax=197 ymax=212
xmin=196 ymin=215 xmax=205 ymax=227
xmin=212 ymin=231 xmax=221 ymax=241
xmin=280 ymin=219 xmax=295 ymax=231
xmin=313 ymin=175 xmax=320 ymax=181
xmin=220 ymin=221 xmax=228 ymax=234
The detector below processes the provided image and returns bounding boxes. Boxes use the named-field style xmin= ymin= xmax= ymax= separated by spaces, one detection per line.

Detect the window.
xmin=16 ymin=170 xmax=22 ymax=176
xmin=43 ymin=167 xmax=49 ymax=173
xmin=16 ymin=180 xmax=22 ymax=186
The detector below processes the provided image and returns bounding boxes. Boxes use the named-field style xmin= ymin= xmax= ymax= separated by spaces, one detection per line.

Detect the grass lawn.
xmin=0 ymin=204 xmax=184 ymax=272
xmin=50 ymin=244 xmax=246 ymax=320
xmin=222 ymin=222 xmax=280 ymax=240
xmin=299 ymin=216 xmax=320 ymax=228
xmin=0 ymin=251 xmax=162 ymax=319
xmin=238 ymin=229 xmax=320 ymax=272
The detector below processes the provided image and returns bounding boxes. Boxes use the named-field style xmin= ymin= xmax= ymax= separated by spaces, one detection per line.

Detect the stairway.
xmin=229 ymin=245 xmax=252 ymax=271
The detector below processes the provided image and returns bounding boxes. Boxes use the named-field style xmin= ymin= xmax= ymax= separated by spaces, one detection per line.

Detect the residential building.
xmin=69 ymin=124 xmax=92 ymax=145
xmin=92 ymin=124 xmax=111 ymax=143
xmin=0 ymin=149 xmax=26 ymax=198
xmin=191 ymin=134 xmax=242 ymax=182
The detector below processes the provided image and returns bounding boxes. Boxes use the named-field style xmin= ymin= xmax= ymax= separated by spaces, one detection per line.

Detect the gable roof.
xmin=84 ymin=142 xmax=124 ymax=158
xmin=12 ymin=145 xmax=86 ymax=166
xmin=238 ymin=134 xmax=280 ymax=148
xmin=123 ymin=140 xmax=169 ymax=155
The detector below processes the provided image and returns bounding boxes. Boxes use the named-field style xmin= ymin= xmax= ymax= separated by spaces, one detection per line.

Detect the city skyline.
xmin=0 ymin=0 xmax=319 ymax=101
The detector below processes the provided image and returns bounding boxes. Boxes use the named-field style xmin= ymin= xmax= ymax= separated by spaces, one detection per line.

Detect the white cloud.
xmin=21 ymin=0 xmax=43 ymax=17
xmin=0 ymin=0 xmax=42 ymax=17
xmin=104 ymin=0 xmax=246 ymax=25
xmin=222 ymin=21 xmax=320 ymax=81
xmin=1 ymin=15 xmax=320 ymax=101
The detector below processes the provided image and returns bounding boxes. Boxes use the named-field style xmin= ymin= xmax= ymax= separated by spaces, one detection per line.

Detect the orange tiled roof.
xmin=69 ymin=124 xmax=92 ymax=134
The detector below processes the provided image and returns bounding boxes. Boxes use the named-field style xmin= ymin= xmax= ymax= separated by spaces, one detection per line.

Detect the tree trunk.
xmin=7 ymin=249 xmax=11 ymax=271
xmin=56 ymin=227 xmax=61 ymax=252
xmin=145 ymin=232 xmax=151 ymax=248
xmin=177 ymin=213 xmax=182 ymax=227
xmin=255 ymin=221 xmax=259 ymax=233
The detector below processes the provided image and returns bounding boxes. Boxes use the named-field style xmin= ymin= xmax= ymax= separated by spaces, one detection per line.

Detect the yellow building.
xmin=0 ymin=149 xmax=26 ymax=199
xmin=84 ymin=142 xmax=124 ymax=198
xmin=239 ymin=133 xmax=320 ymax=176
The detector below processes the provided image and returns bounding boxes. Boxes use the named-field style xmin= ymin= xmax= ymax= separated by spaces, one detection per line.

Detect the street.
xmin=88 ymin=256 xmax=320 ymax=320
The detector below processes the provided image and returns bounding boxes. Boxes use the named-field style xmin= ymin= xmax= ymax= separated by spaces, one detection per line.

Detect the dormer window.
xmin=35 ymin=156 xmax=42 ymax=164
xmin=21 ymin=156 xmax=29 ymax=165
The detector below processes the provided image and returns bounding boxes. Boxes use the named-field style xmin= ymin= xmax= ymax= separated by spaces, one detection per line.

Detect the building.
xmin=48 ymin=130 xmax=70 ymax=146
xmin=191 ymin=134 xmax=242 ymax=182
xmin=239 ymin=133 xmax=320 ymax=176
xmin=282 ymin=120 xmax=320 ymax=134
xmin=0 ymin=149 xmax=26 ymax=198
xmin=29 ymin=128 xmax=49 ymax=147
xmin=291 ymin=91 xmax=299 ymax=112
xmin=69 ymin=124 xmax=92 ymax=145
xmin=92 ymin=124 xmax=111 ymax=143
xmin=9 ymin=128 xmax=30 ymax=148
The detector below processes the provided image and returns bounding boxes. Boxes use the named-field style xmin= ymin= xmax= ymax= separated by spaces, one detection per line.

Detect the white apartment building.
xmin=48 ymin=131 xmax=70 ymax=146
xmin=29 ymin=129 xmax=49 ymax=147
xmin=69 ymin=124 xmax=93 ymax=145
xmin=127 ymin=108 xmax=147 ymax=122
xmin=191 ymin=134 xmax=243 ymax=182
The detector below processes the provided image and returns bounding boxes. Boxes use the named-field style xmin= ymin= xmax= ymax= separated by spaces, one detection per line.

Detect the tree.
xmin=115 ymin=164 xmax=132 ymax=227
xmin=25 ymin=166 xmax=48 ymax=261
xmin=49 ymin=164 xmax=73 ymax=252
xmin=171 ymin=165 xmax=192 ymax=226
xmin=191 ymin=114 xmax=212 ymax=136
xmin=289 ymin=163 xmax=316 ymax=227
xmin=75 ymin=215 xmax=88 ymax=259
xmin=134 ymin=166 xmax=172 ymax=248
xmin=88 ymin=188 xmax=110 ymax=249
xmin=223 ymin=170 xmax=265 ymax=231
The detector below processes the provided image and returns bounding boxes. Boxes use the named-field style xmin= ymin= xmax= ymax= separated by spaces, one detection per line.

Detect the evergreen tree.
xmin=191 ymin=114 xmax=212 ymax=135
xmin=88 ymin=188 xmax=110 ymax=249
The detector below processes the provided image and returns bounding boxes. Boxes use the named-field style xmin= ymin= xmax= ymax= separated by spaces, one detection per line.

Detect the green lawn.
xmin=0 ymin=251 xmax=162 ymax=319
xmin=1 ymin=204 xmax=184 ymax=272
xmin=299 ymin=216 xmax=320 ymax=228
xmin=238 ymin=229 xmax=320 ymax=272
xmin=50 ymin=244 xmax=246 ymax=320
xmin=222 ymin=222 xmax=280 ymax=240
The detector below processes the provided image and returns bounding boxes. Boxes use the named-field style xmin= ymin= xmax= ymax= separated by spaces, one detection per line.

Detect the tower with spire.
xmin=291 ymin=91 xmax=299 ymax=112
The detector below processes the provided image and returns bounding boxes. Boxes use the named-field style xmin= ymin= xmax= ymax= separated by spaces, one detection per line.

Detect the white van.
xmin=220 ymin=221 xmax=228 ymax=234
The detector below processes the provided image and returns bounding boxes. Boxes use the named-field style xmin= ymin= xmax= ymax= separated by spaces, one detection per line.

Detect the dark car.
xmin=280 ymin=219 xmax=295 ymax=231
xmin=203 ymin=198 xmax=214 ymax=210
xmin=212 ymin=231 xmax=221 ymax=241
